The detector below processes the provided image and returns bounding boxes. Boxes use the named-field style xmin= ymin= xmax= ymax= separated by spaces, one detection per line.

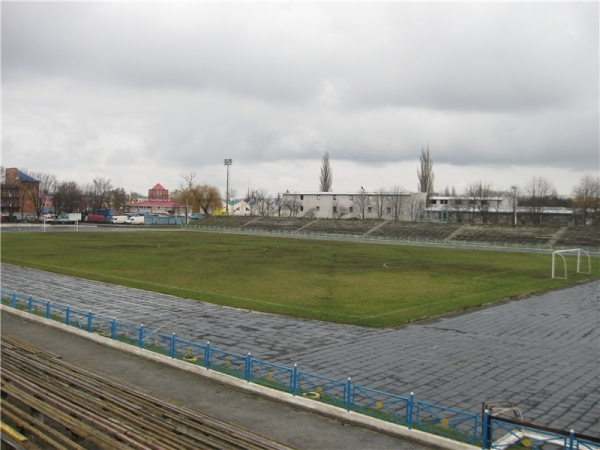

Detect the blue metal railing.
xmin=481 ymin=411 xmax=600 ymax=450
xmin=2 ymin=287 xmax=598 ymax=447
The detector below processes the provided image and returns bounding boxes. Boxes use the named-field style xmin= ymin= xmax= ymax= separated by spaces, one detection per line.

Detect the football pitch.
xmin=2 ymin=231 xmax=597 ymax=327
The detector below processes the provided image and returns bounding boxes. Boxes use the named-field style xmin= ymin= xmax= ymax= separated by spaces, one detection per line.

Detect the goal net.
xmin=551 ymin=248 xmax=591 ymax=279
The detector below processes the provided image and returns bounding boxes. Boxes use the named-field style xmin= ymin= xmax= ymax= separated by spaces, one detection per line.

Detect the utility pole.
xmin=224 ymin=159 xmax=232 ymax=215
xmin=511 ymin=186 xmax=517 ymax=226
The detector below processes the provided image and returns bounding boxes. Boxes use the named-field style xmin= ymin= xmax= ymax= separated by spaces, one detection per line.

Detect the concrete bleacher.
xmin=190 ymin=216 xmax=599 ymax=249
xmin=299 ymin=219 xmax=382 ymax=235
xmin=554 ymin=227 xmax=600 ymax=249
xmin=242 ymin=217 xmax=313 ymax=231
xmin=195 ymin=215 xmax=257 ymax=229
xmin=448 ymin=225 xmax=559 ymax=246
xmin=371 ymin=222 xmax=462 ymax=241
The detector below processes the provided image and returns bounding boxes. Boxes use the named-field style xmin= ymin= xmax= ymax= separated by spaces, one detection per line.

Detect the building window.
xmin=300 ymin=195 xmax=304 ymax=200
xmin=440 ymin=200 xmax=448 ymax=205
xmin=431 ymin=200 xmax=437 ymax=204
xmin=300 ymin=206 xmax=304 ymax=212
xmin=367 ymin=207 xmax=372 ymax=213
xmin=349 ymin=206 xmax=353 ymax=213
xmin=316 ymin=206 xmax=320 ymax=212
xmin=386 ymin=207 xmax=391 ymax=213
xmin=333 ymin=195 xmax=336 ymax=200
xmin=333 ymin=206 xmax=337 ymax=213
xmin=317 ymin=195 xmax=320 ymax=200
xmin=349 ymin=195 xmax=353 ymax=200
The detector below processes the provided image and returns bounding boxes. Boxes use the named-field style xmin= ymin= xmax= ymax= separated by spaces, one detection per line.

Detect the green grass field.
xmin=1 ymin=231 xmax=597 ymax=327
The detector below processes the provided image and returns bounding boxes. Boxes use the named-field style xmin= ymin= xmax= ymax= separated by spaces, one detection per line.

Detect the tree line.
xmin=1 ymin=167 xmax=144 ymax=218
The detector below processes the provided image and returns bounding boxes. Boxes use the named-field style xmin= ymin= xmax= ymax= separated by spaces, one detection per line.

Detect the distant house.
xmin=1 ymin=168 xmax=40 ymax=220
xmin=227 ymin=199 xmax=251 ymax=216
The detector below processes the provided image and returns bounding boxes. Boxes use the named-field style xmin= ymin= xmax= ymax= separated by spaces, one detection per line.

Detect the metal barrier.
xmin=2 ymin=287 xmax=599 ymax=447
xmin=482 ymin=412 xmax=600 ymax=450
xmin=415 ymin=402 xmax=479 ymax=444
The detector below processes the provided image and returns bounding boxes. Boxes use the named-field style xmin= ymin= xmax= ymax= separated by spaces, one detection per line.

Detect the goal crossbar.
xmin=551 ymin=248 xmax=591 ymax=279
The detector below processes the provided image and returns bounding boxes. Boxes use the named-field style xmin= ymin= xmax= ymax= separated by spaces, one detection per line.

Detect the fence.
xmin=2 ymin=289 xmax=599 ymax=448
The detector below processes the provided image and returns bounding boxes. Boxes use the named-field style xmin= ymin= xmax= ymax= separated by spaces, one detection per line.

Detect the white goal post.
xmin=551 ymin=248 xmax=591 ymax=279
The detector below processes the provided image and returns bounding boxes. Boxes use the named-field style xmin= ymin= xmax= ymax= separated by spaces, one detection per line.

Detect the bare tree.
xmin=254 ymin=189 xmax=275 ymax=216
xmin=572 ymin=174 xmax=600 ymax=226
xmin=85 ymin=177 xmax=113 ymax=213
xmin=170 ymin=188 xmax=194 ymax=220
xmin=373 ymin=187 xmax=389 ymax=219
xmin=52 ymin=181 xmax=83 ymax=215
xmin=408 ymin=194 xmax=425 ymax=221
xmin=524 ymin=176 xmax=555 ymax=224
xmin=319 ymin=151 xmax=332 ymax=192
xmin=417 ymin=145 xmax=434 ymax=206
xmin=24 ymin=171 xmax=56 ymax=219
xmin=111 ymin=187 xmax=128 ymax=212
xmin=353 ymin=188 xmax=370 ymax=219
xmin=332 ymin=200 xmax=349 ymax=219
xmin=282 ymin=194 xmax=302 ymax=217
xmin=388 ymin=185 xmax=407 ymax=221
xmin=465 ymin=180 xmax=494 ymax=223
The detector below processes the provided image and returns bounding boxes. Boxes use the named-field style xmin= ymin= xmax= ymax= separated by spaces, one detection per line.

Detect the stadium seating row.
xmin=193 ymin=216 xmax=600 ymax=249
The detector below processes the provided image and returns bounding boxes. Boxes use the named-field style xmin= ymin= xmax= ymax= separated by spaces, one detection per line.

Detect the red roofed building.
xmin=148 ymin=183 xmax=169 ymax=202
xmin=125 ymin=183 xmax=184 ymax=215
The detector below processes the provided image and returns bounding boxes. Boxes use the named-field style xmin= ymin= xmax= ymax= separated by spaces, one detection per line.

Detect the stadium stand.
xmin=300 ymin=219 xmax=382 ymax=236
xmin=371 ymin=222 xmax=462 ymax=240
xmin=243 ymin=217 xmax=314 ymax=231
xmin=188 ymin=216 xmax=600 ymax=250
xmin=447 ymin=225 xmax=559 ymax=246
xmin=554 ymin=227 xmax=600 ymax=248
xmin=196 ymin=215 xmax=257 ymax=228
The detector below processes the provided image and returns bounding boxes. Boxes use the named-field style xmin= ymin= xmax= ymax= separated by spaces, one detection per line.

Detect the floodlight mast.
xmin=224 ymin=159 xmax=232 ymax=216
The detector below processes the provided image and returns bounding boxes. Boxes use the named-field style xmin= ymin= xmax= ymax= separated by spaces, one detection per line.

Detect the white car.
xmin=110 ymin=216 xmax=128 ymax=224
xmin=127 ymin=216 xmax=145 ymax=225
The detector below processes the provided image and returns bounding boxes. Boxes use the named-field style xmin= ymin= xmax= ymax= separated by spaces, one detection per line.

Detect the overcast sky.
xmin=2 ymin=2 xmax=598 ymax=197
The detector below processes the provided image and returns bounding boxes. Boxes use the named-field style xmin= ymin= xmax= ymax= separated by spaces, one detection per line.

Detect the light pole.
xmin=511 ymin=186 xmax=517 ymax=226
xmin=224 ymin=159 xmax=232 ymax=216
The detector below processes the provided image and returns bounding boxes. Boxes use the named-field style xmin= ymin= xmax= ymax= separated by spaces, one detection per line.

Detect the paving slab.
xmin=1 ymin=263 xmax=598 ymax=437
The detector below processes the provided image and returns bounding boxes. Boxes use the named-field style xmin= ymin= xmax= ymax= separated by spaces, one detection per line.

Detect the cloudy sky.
xmin=2 ymin=2 xmax=598 ymax=197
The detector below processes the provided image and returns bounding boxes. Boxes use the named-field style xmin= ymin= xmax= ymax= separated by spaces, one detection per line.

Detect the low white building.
xmin=281 ymin=191 xmax=426 ymax=221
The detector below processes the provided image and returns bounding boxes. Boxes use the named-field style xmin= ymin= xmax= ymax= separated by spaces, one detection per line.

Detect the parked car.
xmin=110 ymin=215 xmax=128 ymax=224
xmin=127 ymin=216 xmax=145 ymax=225
xmin=86 ymin=214 xmax=108 ymax=223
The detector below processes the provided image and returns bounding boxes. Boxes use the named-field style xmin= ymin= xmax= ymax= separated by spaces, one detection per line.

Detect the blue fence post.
xmin=139 ymin=324 xmax=144 ymax=348
xmin=46 ymin=300 xmax=50 ymax=319
xmin=28 ymin=296 xmax=33 ymax=314
xmin=111 ymin=318 xmax=116 ymax=340
xmin=407 ymin=392 xmax=414 ymax=430
xmin=481 ymin=410 xmax=489 ymax=450
xmin=87 ymin=311 xmax=92 ymax=332
xmin=569 ymin=430 xmax=574 ymax=450
xmin=291 ymin=364 xmax=298 ymax=396
xmin=205 ymin=342 xmax=211 ymax=369
xmin=65 ymin=305 xmax=70 ymax=325
xmin=171 ymin=333 xmax=176 ymax=359
xmin=246 ymin=353 xmax=252 ymax=382
xmin=346 ymin=378 xmax=352 ymax=412
xmin=11 ymin=291 xmax=16 ymax=309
